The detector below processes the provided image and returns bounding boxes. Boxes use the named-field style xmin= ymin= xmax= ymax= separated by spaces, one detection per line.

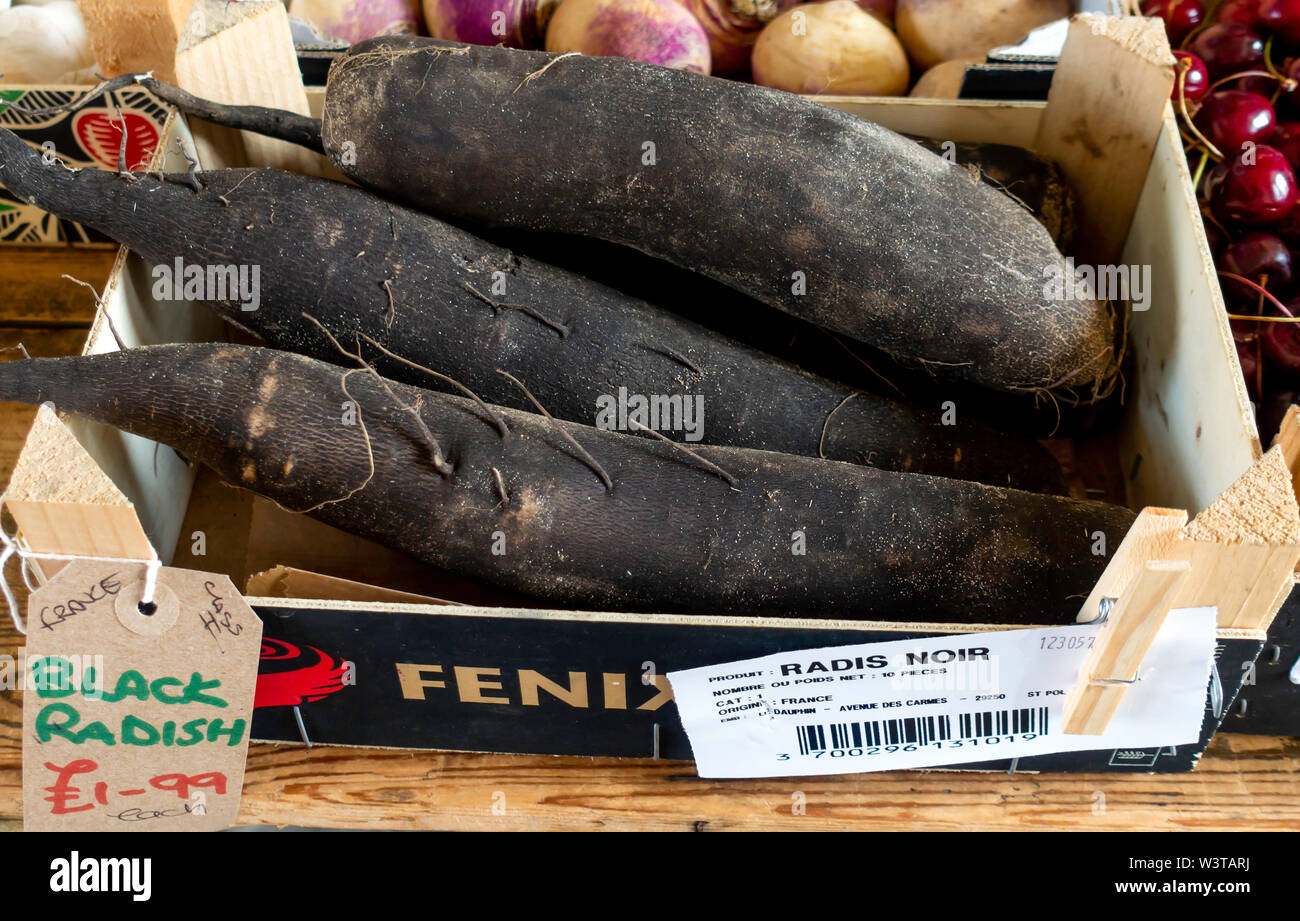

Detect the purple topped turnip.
xmin=288 ymin=0 xmax=425 ymax=43
xmin=422 ymin=0 xmax=559 ymax=47
xmin=546 ymin=0 xmax=712 ymax=73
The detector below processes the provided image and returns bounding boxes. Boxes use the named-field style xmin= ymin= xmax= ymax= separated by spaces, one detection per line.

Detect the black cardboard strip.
xmin=247 ymin=603 xmax=1257 ymax=773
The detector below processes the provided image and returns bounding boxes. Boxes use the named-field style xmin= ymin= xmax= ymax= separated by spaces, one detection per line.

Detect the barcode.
xmin=795 ymin=706 xmax=1049 ymax=755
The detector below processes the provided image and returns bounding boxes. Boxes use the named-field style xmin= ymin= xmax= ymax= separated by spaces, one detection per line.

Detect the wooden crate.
xmin=2 ymin=16 xmax=1293 ymax=771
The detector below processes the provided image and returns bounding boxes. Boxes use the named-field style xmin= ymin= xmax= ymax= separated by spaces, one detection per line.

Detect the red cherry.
xmin=1194 ymin=90 xmax=1276 ymax=153
xmin=1208 ymin=146 xmax=1299 ymax=224
xmin=1272 ymin=119 xmax=1300 ymax=168
xmin=1173 ymin=51 xmax=1210 ymax=103
xmin=1143 ymin=0 xmax=1205 ymax=42
xmin=1215 ymin=0 xmax=1265 ymax=25
xmin=1261 ymin=0 xmax=1300 ymax=43
xmin=1189 ymin=23 xmax=1266 ymax=79
xmin=1219 ymin=231 xmax=1293 ymax=300
xmin=1272 ymin=205 xmax=1300 ymax=245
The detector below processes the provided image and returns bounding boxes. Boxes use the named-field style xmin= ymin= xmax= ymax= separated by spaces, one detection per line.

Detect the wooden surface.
xmin=1 ymin=246 xmax=1298 ymax=831
xmin=174 ymin=0 xmax=323 ymax=174
xmin=1035 ymin=15 xmax=1175 ymax=267
xmin=76 ymin=0 xmax=191 ymax=83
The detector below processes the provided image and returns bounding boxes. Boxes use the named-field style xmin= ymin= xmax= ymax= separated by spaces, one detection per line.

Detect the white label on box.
xmin=667 ymin=608 xmax=1217 ymax=778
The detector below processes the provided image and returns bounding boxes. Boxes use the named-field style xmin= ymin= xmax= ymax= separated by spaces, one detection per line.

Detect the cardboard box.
xmin=3 ymin=16 xmax=1293 ymax=772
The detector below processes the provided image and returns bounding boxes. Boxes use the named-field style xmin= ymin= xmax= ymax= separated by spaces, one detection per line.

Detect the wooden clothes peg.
xmin=1062 ymin=559 xmax=1190 ymax=736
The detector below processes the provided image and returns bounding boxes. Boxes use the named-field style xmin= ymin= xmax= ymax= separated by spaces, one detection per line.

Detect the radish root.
xmin=287 ymin=366 xmax=379 ymax=515
xmin=496 ymin=368 xmax=613 ymax=491
xmin=357 ymin=332 xmax=509 ymax=439
xmin=514 ymin=52 xmax=581 ymax=94
xmin=626 ymin=418 xmax=739 ymax=489
xmin=645 ymin=344 xmax=701 ymax=374
xmin=6 ymin=72 xmax=328 ymax=153
xmin=819 ymin=391 xmax=863 ymax=460
xmin=491 ymin=467 xmax=510 ymax=506
xmin=302 ymin=312 xmax=455 ymax=477
xmin=462 ymin=282 xmax=569 ymax=338
xmin=61 ymin=275 xmax=126 ymax=352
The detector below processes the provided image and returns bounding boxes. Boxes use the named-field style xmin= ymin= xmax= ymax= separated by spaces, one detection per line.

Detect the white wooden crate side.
xmin=1118 ymin=108 xmax=1261 ymax=516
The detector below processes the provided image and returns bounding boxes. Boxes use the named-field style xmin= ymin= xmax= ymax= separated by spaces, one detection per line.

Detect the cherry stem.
xmin=1191 ymin=146 xmax=1210 ymax=190
xmin=1178 ymin=77 xmax=1223 ymax=160
xmin=1219 ymin=271 xmax=1296 ymax=317
xmin=1201 ymin=204 xmax=1232 ymax=241
xmin=1227 ymin=313 xmax=1300 ymax=322
xmin=1265 ymin=35 xmax=1282 ymax=78
xmin=1179 ymin=16 xmax=1211 ymax=52
xmin=1204 ymin=69 xmax=1285 ymax=95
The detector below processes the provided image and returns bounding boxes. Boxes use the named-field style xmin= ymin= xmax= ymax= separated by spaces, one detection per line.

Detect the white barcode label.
xmin=667 ymin=611 xmax=1217 ymax=778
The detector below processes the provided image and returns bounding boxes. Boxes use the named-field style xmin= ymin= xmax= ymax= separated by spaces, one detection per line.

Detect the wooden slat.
xmin=0 ymin=530 xmax=1295 ymax=832
xmin=5 ymin=406 xmax=155 ymax=563
xmin=1035 ymin=15 xmax=1175 ymax=265
xmin=0 ymin=248 xmax=118 ymax=327
xmin=1074 ymin=506 xmax=1187 ymax=624
xmin=1170 ymin=444 xmax=1300 ymax=629
xmin=75 ymin=0 xmax=191 ymax=83
xmin=1272 ymin=405 xmax=1300 ymax=523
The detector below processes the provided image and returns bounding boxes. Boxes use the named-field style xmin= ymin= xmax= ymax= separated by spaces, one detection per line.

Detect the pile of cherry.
xmin=1145 ymin=0 xmax=1300 ymax=441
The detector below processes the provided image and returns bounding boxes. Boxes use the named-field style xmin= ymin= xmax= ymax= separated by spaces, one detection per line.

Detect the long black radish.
xmin=199 ymin=36 xmax=1118 ymax=400
xmin=61 ymin=45 xmax=1118 ymax=401
xmin=0 ymin=345 xmax=1134 ymax=622
xmin=0 ymin=123 xmax=1069 ymax=492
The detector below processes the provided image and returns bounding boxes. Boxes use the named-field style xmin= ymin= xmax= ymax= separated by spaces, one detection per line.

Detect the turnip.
xmin=895 ymin=0 xmax=1068 ymax=71
xmin=288 ymin=0 xmax=425 ymax=44
xmin=909 ymin=57 xmax=978 ymax=98
xmin=751 ymin=0 xmax=909 ymax=95
xmin=423 ymin=0 xmax=559 ymax=47
xmin=0 ymin=0 xmax=94 ymax=84
xmin=680 ymin=0 xmax=801 ymax=74
xmin=546 ymin=0 xmax=712 ymax=73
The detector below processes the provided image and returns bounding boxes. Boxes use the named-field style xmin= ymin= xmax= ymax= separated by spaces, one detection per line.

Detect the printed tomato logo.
xmin=254 ymin=638 xmax=349 ymax=708
xmin=72 ymin=111 xmax=160 ymax=171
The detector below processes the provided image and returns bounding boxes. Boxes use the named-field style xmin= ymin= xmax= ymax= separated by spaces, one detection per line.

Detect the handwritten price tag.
xmin=22 ymin=560 xmax=261 ymax=831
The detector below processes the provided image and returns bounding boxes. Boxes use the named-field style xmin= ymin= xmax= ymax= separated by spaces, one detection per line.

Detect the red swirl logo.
xmin=254 ymin=638 xmax=348 ymax=708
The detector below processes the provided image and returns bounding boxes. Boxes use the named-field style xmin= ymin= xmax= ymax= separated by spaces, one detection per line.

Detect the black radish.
xmin=0 ymin=345 xmax=1134 ymax=622
xmin=311 ymin=37 xmax=1121 ymax=399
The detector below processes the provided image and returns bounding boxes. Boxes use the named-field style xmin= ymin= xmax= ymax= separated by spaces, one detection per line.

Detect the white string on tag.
xmin=0 ymin=490 xmax=161 ymax=636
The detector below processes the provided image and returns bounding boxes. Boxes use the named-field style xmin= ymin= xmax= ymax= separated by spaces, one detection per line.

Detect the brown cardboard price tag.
xmin=22 ymin=560 xmax=261 ymax=831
